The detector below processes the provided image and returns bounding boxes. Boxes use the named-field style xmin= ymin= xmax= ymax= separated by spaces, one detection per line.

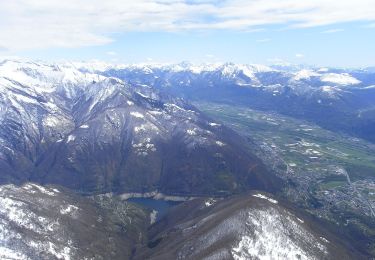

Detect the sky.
xmin=0 ymin=0 xmax=375 ymax=67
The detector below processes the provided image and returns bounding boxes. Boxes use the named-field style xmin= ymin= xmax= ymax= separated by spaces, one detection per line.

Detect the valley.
xmin=0 ymin=59 xmax=374 ymax=259
xmin=196 ymin=101 xmax=375 ymax=256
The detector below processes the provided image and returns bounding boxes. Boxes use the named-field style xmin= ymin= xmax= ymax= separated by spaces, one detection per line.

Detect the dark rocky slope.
xmin=0 ymin=183 xmax=364 ymax=259
xmin=0 ymin=60 xmax=279 ymax=196
xmin=0 ymin=183 xmax=149 ymax=260
xmin=136 ymin=192 xmax=364 ymax=260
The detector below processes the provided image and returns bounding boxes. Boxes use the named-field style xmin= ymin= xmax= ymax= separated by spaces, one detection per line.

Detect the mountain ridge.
xmin=0 ymin=59 xmax=279 ymax=196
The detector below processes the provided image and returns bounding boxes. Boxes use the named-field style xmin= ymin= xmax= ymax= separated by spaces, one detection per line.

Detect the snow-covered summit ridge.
xmin=0 ymin=59 xmax=105 ymax=87
xmin=1 ymin=58 xmax=368 ymax=88
xmin=96 ymin=60 xmax=364 ymax=87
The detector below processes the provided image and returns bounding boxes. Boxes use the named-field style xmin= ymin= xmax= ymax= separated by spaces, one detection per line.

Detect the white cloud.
xmin=1 ymin=0 xmax=375 ymax=50
xmin=0 ymin=46 xmax=9 ymax=53
xmin=295 ymin=53 xmax=304 ymax=58
xmin=106 ymin=51 xmax=117 ymax=56
xmin=321 ymin=28 xmax=344 ymax=34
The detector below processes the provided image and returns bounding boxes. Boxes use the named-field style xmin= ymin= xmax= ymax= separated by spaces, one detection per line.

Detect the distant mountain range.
xmin=99 ymin=62 xmax=375 ymax=143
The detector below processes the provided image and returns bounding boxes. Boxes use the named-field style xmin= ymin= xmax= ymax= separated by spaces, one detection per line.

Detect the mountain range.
xmin=0 ymin=59 xmax=278 ymax=195
xmin=101 ymin=62 xmax=375 ymax=143
xmin=0 ymin=58 xmax=374 ymax=259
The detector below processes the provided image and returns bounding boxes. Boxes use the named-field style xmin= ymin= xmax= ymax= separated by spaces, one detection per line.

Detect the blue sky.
xmin=1 ymin=0 xmax=375 ymax=67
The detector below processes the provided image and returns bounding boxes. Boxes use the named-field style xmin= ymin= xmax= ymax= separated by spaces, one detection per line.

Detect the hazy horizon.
xmin=2 ymin=56 xmax=375 ymax=70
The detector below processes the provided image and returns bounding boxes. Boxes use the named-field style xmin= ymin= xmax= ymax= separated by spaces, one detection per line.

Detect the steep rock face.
xmin=0 ymin=59 xmax=279 ymax=195
xmin=136 ymin=193 xmax=363 ymax=260
xmin=0 ymin=183 xmax=148 ymax=260
xmin=0 ymin=60 xmax=101 ymax=184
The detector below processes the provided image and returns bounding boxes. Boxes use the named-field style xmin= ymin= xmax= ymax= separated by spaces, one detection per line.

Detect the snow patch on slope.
xmin=66 ymin=135 xmax=75 ymax=143
xmin=0 ymin=246 xmax=28 ymax=260
xmin=252 ymin=194 xmax=278 ymax=204
xmin=130 ymin=111 xmax=145 ymax=119
xmin=320 ymin=73 xmax=360 ymax=85
xmin=231 ymin=207 xmax=327 ymax=260
xmin=293 ymin=69 xmax=320 ymax=80
xmin=60 ymin=205 xmax=79 ymax=215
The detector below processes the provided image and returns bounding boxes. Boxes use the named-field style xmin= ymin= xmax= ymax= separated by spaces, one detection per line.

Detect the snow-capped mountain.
xmin=99 ymin=61 xmax=375 ymax=106
xmin=0 ymin=183 xmax=363 ymax=260
xmin=136 ymin=192 xmax=362 ymax=259
xmin=101 ymin=62 xmax=375 ymax=143
xmin=0 ymin=183 xmax=148 ymax=260
xmin=102 ymin=61 xmax=367 ymax=89
xmin=0 ymin=59 xmax=277 ymax=195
